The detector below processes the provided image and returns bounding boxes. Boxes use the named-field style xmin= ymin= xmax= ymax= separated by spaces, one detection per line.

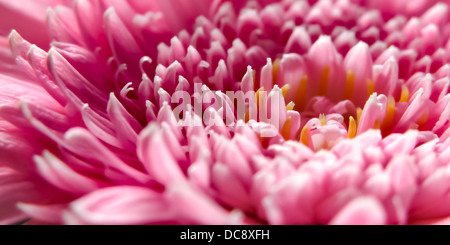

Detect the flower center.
xmin=245 ymin=54 xmax=430 ymax=151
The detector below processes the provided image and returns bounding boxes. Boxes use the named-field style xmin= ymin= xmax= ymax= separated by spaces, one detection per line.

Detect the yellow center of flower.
xmin=356 ymin=107 xmax=363 ymax=125
xmin=281 ymin=116 xmax=292 ymax=140
xmin=255 ymin=87 xmax=265 ymax=109
xmin=281 ymin=84 xmax=290 ymax=98
xmin=380 ymin=96 xmax=396 ymax=135
xmin=294 ymin=76 xmax=308 ymax=111
xmin=318 ymin=66 xmax=330 ymax=96
xmin=251 ymin=59 xmax=417 ymax=144
xmin=286 ymin=101 xmax=295 ymax=111
xmin=319 ymin=113 xmax=327 ymax=126
xmin=399 ymin=84 xmax=409 ymax=103
xmin=366 ymin=79 xmax=375 ymax=99
xmin=348 ymin=116 xmax=356 ymax=138
xmin=272 ymin=58 xmax=280 ymax=85
xmin=300 ymin=125 xmax=309 ymax=146
xmin=373 ymin=120 xmax=381 ymax=130
xmin=344 ymin=71 xmax=355 ymax=100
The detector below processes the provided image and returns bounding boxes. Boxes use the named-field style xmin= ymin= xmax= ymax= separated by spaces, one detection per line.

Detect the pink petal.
xmin=18 ymin=203 xmax=66 ymax=224
xmin=344 ymin=41 xmax=373 ymax=105
xmin=166 ymin=184 xmax=242 ymax=225
xmin=64 ymin=186 xmax=173 ymax=225
xmin=137 ymin=123 xmax=186 ymax=184
xmin=0 ymin=0 xmax=70 ymax=48
xmin=330 ymin=197 xmax=387 ymax=225
xmin=34 ymin=151 xmax=105 ymax=195
xmin=0 ymin=167 xmax=42 ymax=225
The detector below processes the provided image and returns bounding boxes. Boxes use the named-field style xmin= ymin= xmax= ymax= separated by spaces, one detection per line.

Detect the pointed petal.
xmin=34 ymin=151 xmax=104 ymax=195
xmin=137 ymin=123 xmax=186 ymax=184
xmin=65 ymin=186 xmax=173 ymax=225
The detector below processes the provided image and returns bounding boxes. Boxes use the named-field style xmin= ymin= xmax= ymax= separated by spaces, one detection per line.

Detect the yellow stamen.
xmin=373 ymin=120 xmax=381 ymax=130
xmin=348 ymin=116 xmax=356 ymax=138
xmin=356 ymin=107 xmax=363 ymax=126
xmin=319 ymin=113 xmax=327 ymax=126
xmin=286 ymin=101 xmax=295 ymax=111
xmin=381 ymin=96 xmax=396 ymax=130
xmin=300 ymin=125 xmax=309 ymax=146
xmin=318 ymin=66 xmax=330 ymax=96
xmin=399 ymin=84 xmax=409 ymax=103
xmin=272 ymin=58 xmax=280 ymax=85
xmin=344 ymin=71 xmax=355 ymax=100
xmin=255 ymin=87 xmax=265 ymax=112
xmin=367 ymin=79 xmax=375 ymax=98
xmin=244 ymin=111 xmax=249 ymax=123
xmin=281 ymin=84 xmax=290 ymax=98
xmin=281 ymin=116 xmax=292 ymax=140
xmin=294 ymin=76 xmax=308 ymax=111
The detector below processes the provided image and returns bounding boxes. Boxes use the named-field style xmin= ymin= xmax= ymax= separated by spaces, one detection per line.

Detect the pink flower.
xmin=2 ymin=0 xmax=450 ymax=225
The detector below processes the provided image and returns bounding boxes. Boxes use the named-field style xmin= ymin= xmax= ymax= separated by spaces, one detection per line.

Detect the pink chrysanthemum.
xmin=2 ymin=0 xmax=450 ymax=225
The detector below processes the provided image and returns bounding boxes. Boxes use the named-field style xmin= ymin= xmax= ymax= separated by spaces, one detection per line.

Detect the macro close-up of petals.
xmin=2 ymin=0 xmax=450 ymax=226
